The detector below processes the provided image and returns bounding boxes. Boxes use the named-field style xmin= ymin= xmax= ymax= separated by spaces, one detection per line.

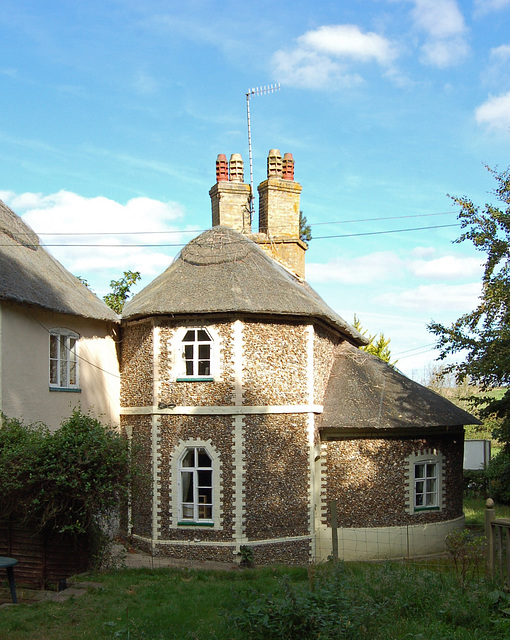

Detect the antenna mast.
xmin=245 ymin=84 xmax=280 ymax=221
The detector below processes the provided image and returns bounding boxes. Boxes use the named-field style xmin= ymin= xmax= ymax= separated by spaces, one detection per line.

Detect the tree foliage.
xmin=0 ymin=410 xmax=134 ymax=536
xmin=353 ymin=315 xmax=396 ymax=365
xmin=428 ymin=166 xmax=510 ymax=453
xmin=103 ymin=270 xmax=141 ymax=314
xmin=299 ymin=211 xmax=312 ymax=243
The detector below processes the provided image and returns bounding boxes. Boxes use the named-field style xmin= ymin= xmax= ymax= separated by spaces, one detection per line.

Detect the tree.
xmin=353 ymin=315 xmax=396 ymax=365
xmin=428 ymin=166 xmax=510 ymax=457
xmin=299 ymin=211 xmax=312 ymax=243
xmin=103 ymin=270 xmax=141 ymax=314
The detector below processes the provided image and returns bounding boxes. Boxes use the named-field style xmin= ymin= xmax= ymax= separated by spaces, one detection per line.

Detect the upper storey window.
xmin=49 ymin=329 xmax=79 ymax=390
xmin=179 ymin=328 xmax=213 ymax=380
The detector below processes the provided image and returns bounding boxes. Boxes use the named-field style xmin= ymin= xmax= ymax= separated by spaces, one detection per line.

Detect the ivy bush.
xmin=487 ymin=451 xmax=510 ymax=505
xmin=0 ymin=409 xmax=133 ymax=544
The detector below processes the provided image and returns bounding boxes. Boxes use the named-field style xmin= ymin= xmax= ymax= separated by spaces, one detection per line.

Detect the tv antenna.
xmin=246 ymin=84 xmax=280 ymax=220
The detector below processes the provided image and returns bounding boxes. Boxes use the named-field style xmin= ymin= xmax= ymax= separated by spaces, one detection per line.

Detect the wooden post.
xmin=330 ymin=499 xmax=338 ymax=563
xmin=485 ymin=498 xmax=496 ymax=579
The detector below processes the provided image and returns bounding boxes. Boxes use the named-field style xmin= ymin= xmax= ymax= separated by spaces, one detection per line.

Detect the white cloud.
xmin=298 ymin=25 xmax=397 ymax=65
xmin=475 ymin=91 xmax=510 ymax=131
xmin=410 ymin=0 xmax=469 ymax=67
xmin=490 ymin=44 xmax=510 ymax=60
xmin=377 ymin=282 xmax=481 ymax=312
xmin=272 ymin=24 xmax=397 ymax=89
xmin=307 ymin=251 xmax=402 ymax=284
xmin=409 ymin=255 xmax=483 ymax=280
xmin=2 ymin=190 xmax=189 ymax=295
xmin=474 ymin=0 xmax=510 ymax=15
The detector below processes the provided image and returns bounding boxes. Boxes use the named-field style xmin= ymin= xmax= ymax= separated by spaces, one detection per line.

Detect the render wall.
xmin=0 ymin=301 xmax=119 ymax=429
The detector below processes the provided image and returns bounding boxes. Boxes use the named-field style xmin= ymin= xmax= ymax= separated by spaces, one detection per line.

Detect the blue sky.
xmin=1 ymin=0 xmax=509 ymax=379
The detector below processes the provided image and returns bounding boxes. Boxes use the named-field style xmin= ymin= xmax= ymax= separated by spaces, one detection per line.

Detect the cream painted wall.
xmin=0 ymin=302 xmax=120 ymax=429
xmin=315 ymin=516 xmax=464 ymax=561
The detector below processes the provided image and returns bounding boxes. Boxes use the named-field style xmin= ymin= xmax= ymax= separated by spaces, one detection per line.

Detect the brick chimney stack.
xmin=210 ymin=153 xmax=251 ymax=233
xmin=255 ymin=149 xmax=306 ymax=278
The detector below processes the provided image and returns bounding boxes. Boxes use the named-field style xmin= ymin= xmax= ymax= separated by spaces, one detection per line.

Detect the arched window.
xmin=179 ymin=447 xmax=213 ymax=523
xmin=49 ymin=329 xmax=79 ymax=389
xmin=180 ymin=328 xmax=213 ymax=379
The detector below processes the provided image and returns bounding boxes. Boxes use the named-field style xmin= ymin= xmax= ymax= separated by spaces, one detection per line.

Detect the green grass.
xmin=464 ymin=497 xmax=510 ymax=525
xmin=1 ymin=562 xmax=509 ymax=639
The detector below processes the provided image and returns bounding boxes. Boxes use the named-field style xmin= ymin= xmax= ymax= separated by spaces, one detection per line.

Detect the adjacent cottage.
xmin=120 ymin=151 xmax=477 ymax=563
xmin=0 ymin=200 xmax=120 ymax=428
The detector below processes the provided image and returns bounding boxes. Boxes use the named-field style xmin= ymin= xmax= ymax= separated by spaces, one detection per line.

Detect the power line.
xmin=27 ymin=210 xmax=457 ymax=237
xmin=4 ymin=222 xmax=462 ymax=249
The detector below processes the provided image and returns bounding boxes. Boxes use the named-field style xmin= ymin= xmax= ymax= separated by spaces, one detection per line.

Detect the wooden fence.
xmin=485 ymin=498 xmax=510 ymax=588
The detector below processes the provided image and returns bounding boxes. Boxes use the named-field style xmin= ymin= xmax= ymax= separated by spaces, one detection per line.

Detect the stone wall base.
xmin=315 ymin=516 xmax=465 ymax=562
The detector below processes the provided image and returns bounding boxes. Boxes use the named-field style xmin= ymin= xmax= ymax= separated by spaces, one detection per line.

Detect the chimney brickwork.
xmin=210 ymin=149 xmax=307 ymax=278
xmin=210 ymin=153 xmax=251 ymax=233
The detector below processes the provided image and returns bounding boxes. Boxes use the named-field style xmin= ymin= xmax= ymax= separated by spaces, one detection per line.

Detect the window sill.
xmin=414 ymin=506 xmax=440 ymax=512
xmin=176 ymin=377 xmax=214 ymax=382
xmin=177 ymin=521 xmax=214 ymax=527
xmin=49 ymin=387 xmax=81 ymax=393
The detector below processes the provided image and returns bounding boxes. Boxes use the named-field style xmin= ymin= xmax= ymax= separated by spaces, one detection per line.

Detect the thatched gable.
xmin=0 ymin=200 xmax=118 ymax=321
xmin=123 ymin=226 xmax=366 ymax=346
xmin=320 ymin=341 xmax=480 ymax=438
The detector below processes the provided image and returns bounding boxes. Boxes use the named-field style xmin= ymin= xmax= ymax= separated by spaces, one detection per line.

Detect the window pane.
xmin=199 ymin=488 xmax=212 ymax=503
xmin=185 ymin=361 xmax=194 ymax=375
xmin=182 ymin=505 xmax=193 ymax=519
xmin=426 ymin=478 xmax=436 ymax=493
xmin=198 ymin=361 xmax=210 ymax=376
xmin=197 ymin=449 xmax=212 ymax=467
xmin=198 ymin=344 xmax=210 ymax=359
xmin=425 ymin=493 xmax=436 ymax=506
xmin=183 ymin=330 xmax=195 ymax=342
xmin=199 ymin=505 xmax=212 ymax=520
xmin=415 ymin=494 xmax=424 ymax=506
xmin=198 ymin=470 xmax=212 ymax=486
xmin=426 ymin=463 xmax=436 ymax=478
xmin=184 ymin=345 xmax=193 ymax=359
xmin=50 ymin=359 xmax=58 ymax=385
xmin=415 ymin=464 xmax=424 ymax=479
xmin=197 ymin=329 xmax=210 ymax=341
xmin=181 ymin=471 xmax=193 ymax=502
xmin=60 ymin=336 xmax=68 ymax=387
xmin=182 ymin=450 xmax=195 ymax=467
xmin=50 ymin=335 xmax=58 ymax=359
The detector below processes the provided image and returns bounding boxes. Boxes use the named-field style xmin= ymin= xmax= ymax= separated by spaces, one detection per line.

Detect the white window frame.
xmin=173 ymin=326 xmax=218 ymax=381
xmin=178 ymin=446 xmax=214 ymax=524
xmin=171 ymin=439 xmax=221 ymax=529
xmin=405 ymin=449 xmax=444 ymax=514
xmin=49 ymin=329 xmax=80 ymax=390
xmin=414 ymin=460 xmax=439 ymax=510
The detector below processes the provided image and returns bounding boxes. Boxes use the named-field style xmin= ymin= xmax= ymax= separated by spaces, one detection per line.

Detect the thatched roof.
xmin=0 ymin=200 xmax=118 ymax=321
xmin=123 ymin=226 xmax=366 ymax=345
xmin=320 ymin=342 xmax=480 ymax=437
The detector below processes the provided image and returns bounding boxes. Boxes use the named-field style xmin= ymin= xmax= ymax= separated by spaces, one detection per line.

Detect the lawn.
xmin=1 ymin=561 xmax=510 ymax=640
xmin=464 ymin=497 xmax=510 ymax=526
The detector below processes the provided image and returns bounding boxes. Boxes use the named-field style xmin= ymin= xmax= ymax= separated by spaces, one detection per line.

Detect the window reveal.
xmin=180 ymin=447 xmax=213 ymax=522
xmin=49 ymin=331 xmax=79 ymax=389
xmin=414 ymin=461 xmax=438 ymax=509
xmin=182 ymin=328 xmax=212 ymax=378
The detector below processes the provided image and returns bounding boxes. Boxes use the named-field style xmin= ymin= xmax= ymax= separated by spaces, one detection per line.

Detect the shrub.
xmin=0 ymin=409 xmax=134 ymax=558
xmin=463 ymin=468 xmax=489 ymax=498
xmin=487 ymin=451 xmax=510 ymax=505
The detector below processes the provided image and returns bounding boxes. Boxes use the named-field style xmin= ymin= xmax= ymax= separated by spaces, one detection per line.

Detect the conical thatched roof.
xmin=123 ymin=226 xmax=366 ymax=345
xmin=0 ymin=200 xmax=118 ymax=321
xmin=320 ymin=342 xmax=479 ymax=437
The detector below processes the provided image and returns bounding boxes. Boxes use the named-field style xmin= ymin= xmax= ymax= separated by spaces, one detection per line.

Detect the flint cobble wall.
xmin=122 ymin=414 xmax=153 ymax=538
xmin=322 ymin=435 xmax=464 ymax=528
xmin=244 ymin=413 xmax=310 ymax=540
xmin=242 ymin=320 xmax=308 ymax=405
xmin=120 ymin=321 xmax=154 ymax=407
xmin=157 ymin=414 xmax=235 ymax=542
